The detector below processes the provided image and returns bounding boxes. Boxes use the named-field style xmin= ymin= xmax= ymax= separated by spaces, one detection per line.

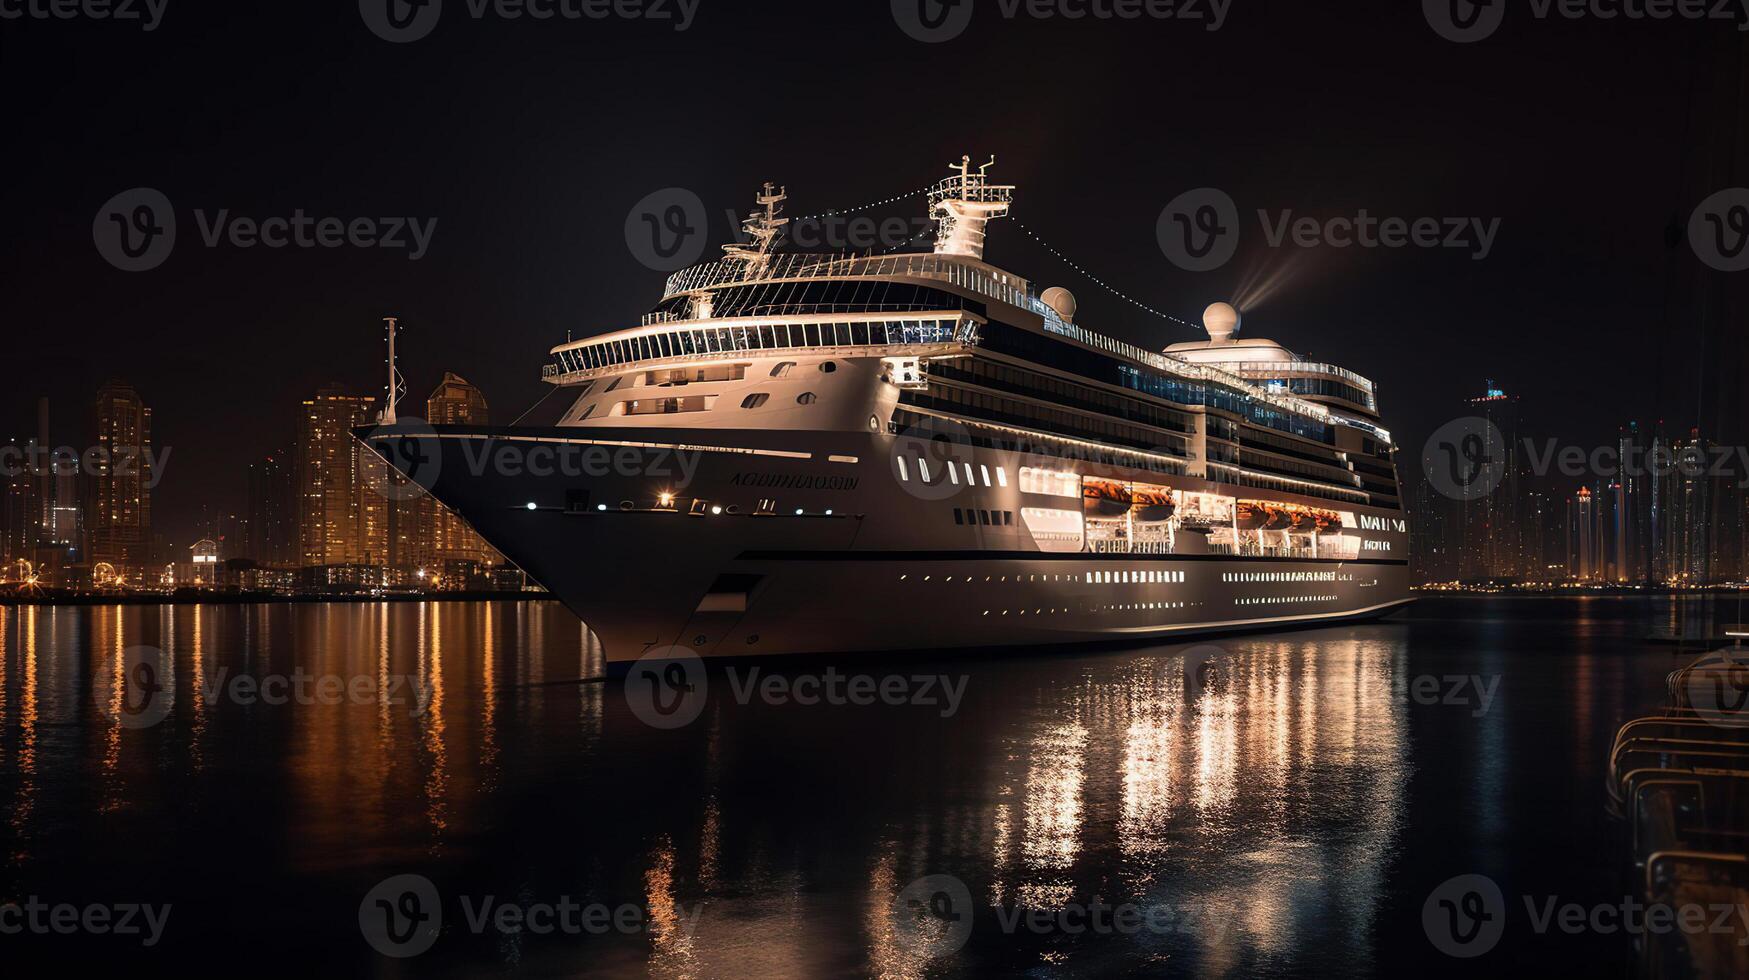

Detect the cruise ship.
xmin=361 ymin=158 xmax=1411 ymax=670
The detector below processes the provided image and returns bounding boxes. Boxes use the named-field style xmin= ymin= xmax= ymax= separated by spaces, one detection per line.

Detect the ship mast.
xmin=380 ymin=316 xmax=405 ymax=424
xmin=930 ymin=155 xmax=1014 ymax=260
xmin=722 ymin=181 xmax=789 ymax=279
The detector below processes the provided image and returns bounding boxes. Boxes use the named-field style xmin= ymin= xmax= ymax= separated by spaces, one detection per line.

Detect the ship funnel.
xmin=930 ymin=155 xmax=1014 ymax=260
xmin=1203 ymin=302 xmax=1241 ymax=344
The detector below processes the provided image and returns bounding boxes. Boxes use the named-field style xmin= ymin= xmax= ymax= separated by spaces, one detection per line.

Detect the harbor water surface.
xmin=0 ymin=596 xmax=1707 ymax=976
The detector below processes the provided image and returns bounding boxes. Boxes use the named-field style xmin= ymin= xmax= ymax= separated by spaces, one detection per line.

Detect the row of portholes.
xmin=1234 ymin=595 xmax=1339 ymax=605
xmin=741 ymin=392 xmax=818 ymax=408
xmin=979 ymin=602 xmax=1204 ymax=617
xmin=770 ymin=360 xmax=837 ymax=378
xmin=1222 ymin=571 xmax=1337 ymax=583
xmin=902 ymin=573 xmax=1083 ymax=583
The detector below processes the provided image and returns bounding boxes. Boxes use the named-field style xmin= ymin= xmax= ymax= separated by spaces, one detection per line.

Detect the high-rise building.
xmin=294 ymin=385 xmax=378 ymax=567
xmin=1567 ymin=487 xmax=1596 ymax=581
xmin=422 ymin=372 xmax=500 ymax=566
xmin=245 ymin=452 xmax=296 ymax=566
xmin=86 ymin=381 xmax=153 ymax=576
xmin=1 ymin=436 xmax=38 ymax=569
xmin=1459 ymin=381 xmax=1525 ymax=580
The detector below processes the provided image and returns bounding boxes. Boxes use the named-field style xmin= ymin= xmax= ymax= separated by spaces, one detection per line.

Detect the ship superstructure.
xmin=364 ymin=158 xmax=1411 ymax=668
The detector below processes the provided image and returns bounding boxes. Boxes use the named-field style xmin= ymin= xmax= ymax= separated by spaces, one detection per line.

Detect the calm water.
xmin=0 ymin=597 xmax=1704 ymax=976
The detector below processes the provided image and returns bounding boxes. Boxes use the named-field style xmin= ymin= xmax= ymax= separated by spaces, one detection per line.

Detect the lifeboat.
xmin=1130 ymin=489 xmax=1176 ymax=523
xmin=1083 ymin=479 xmax=1133 ymax=519
xmin=1235 ymin=500 xmax=1271 ymax=530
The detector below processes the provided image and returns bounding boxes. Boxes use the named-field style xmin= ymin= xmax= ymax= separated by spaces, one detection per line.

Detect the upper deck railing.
xmin=1199 ymin=360 xmax=1376 ymax=395
xmin=642 ymin=250 xmax=1391 ymax=443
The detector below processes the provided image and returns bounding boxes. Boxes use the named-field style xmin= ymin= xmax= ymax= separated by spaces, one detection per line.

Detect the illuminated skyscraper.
xmin=87 ymin=381 xmax=153 ymax=576
xmin=418 ymin=372 xmax=500 ymax=566
xmin=294 ymin=385 xmax=378 ymax=566
xmin=1568 ymin=487 xmax=1595 ymax=581
xmin=1460 ymin=380 xmax=1525 ymax=580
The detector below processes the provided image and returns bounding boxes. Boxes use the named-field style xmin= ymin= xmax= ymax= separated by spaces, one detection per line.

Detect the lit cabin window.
xmin=947 ymin=465 xmax=959 ymax=485
xmin=979 ymin=465 xmax=992 ymax=487
xmin=1019 ymin=468 xmax=1079 ymax=497
xmin=741 ymin=393 xmax=769 ymax=409
xmin=995 ymin=468 xmax=1008 ymax=488
xmin=919 ymin=459 xmax=931 ymax=482
xmin=796 ymin=392 xmax=817 ymax=405
xmin=897 ymin=457 xmax=909 ymax=481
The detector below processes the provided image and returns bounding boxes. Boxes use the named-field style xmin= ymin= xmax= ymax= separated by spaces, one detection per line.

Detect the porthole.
xmin=796 ymin=392 xmax=818 ymax=405
xmin=740 ymin=393 xmax=769 ymax=409
xmin=770 ymin=361 xmax=796 ymax=378
xmin=819 ymin=361 xmax=837 ymax=373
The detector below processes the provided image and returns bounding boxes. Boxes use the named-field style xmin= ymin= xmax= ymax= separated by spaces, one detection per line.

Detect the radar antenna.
xmin=723 ymin=182 xmax=789 ymax=278
xmin=380 ymin=316 xmax=406 ymax=424
xmin=930 ymin=155 xmax=1014 ymax=260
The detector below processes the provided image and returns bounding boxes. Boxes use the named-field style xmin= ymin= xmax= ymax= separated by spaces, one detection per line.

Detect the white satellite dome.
xmin=1202 ymin=302 xmax=1241 ymax=343
xmin=1040 ymin=286 xmax=1078 ymax=324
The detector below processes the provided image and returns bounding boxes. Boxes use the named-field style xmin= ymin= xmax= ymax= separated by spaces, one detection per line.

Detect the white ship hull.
xmin=362 ymin=424 xmax=1413 ymax=670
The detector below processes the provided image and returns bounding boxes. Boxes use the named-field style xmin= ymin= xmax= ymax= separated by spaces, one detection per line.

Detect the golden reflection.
xmin=479 ymin=603 xmax=497 ymax=790
xmin=1020 ymin=720 xmax=1087 ymax=904
xmin=864 ymin=849 xmax=929 ymax=980
xmin=1193 ymin=672 xmax=1239 ymax=826
xmin=9 ymin=606 xmax=39 ymax=843
xmin=188 ymin=604 xmax=207 ymax=771
xmin=645 ymin=837 xmax=700 ymax=979
xmin=1120 ymin=709 xmax=1175 ymax=864
xmin=0 ymin=605 xmax=8 ymax=748
xmin=419 ymin=602 xmax=449 ymax=842
xmin=100 ymin=605 xmax=123 ymax=799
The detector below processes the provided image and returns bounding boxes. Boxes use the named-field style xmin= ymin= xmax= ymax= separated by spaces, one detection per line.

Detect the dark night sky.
xmin=3 ymin=0 xmax=1742 ymax=546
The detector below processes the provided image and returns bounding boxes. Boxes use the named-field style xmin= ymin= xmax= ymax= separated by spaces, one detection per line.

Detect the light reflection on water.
xmin=0 ymin=597 xmax=1686 ymax=976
